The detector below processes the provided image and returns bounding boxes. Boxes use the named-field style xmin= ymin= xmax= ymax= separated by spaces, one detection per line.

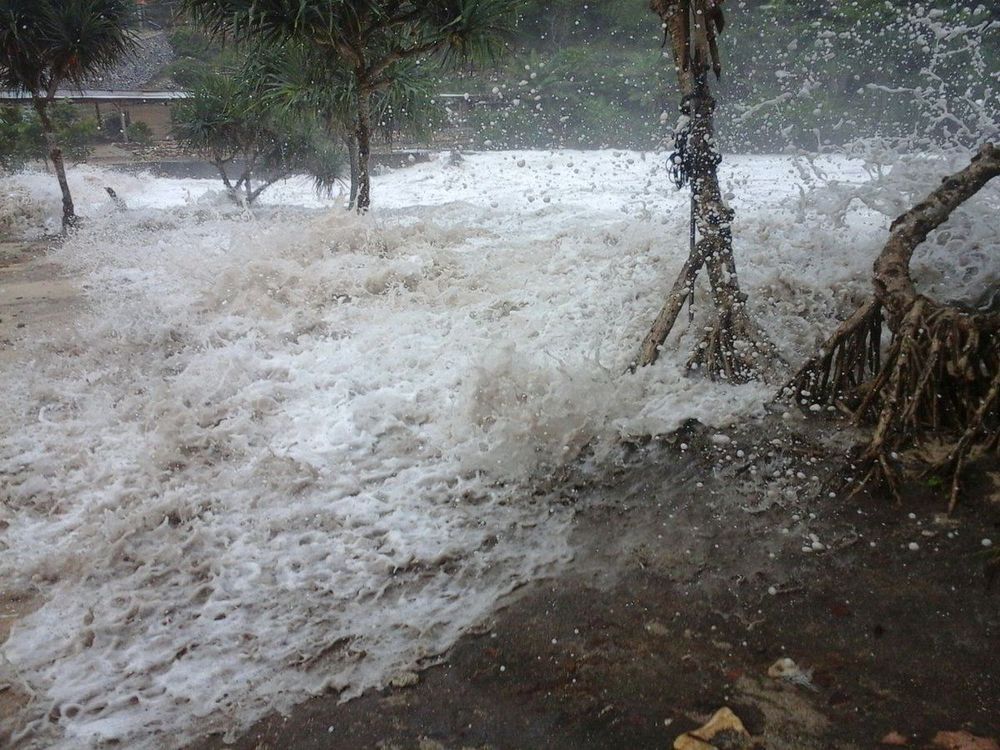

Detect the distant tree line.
xmin=4 ymin=0 xmax=995 ymax=224
xmin=443 ymin=0 xmax=999 ymax=151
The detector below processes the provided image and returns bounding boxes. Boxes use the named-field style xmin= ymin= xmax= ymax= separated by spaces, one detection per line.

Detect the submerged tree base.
xmin=634 ymin=230 xmax=778 ymax=383
xmin=788 ymin=144 xmax=1000 ymax=508
xmin=689 ymin=304 xmax=776 ymax=383
xmin=636 ymin=0 xmax=776 ymax=383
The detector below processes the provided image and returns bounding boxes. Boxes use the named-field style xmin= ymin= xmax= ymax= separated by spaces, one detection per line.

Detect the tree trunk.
xmin=873 ymin=144 xmax=1000 ymax=329
xmin=355 ymin=87 xmax=373 ymax=212
xmin=213 ymin=158 xmax=235 ymax=192
xmin=636 ymin=0 xmax=770 ymax=381
xmin=684 ymin=69 xmax=746 ymax=323
xmin=344 ymin=133 xmax=360 ymax=210
xmin=33 ymin=97 xmax=76 ymax=230
xmin=241 ymin=152 xmax=255 ymax=205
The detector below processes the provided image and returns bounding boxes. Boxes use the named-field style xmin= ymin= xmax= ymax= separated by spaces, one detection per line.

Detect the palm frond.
xmin=423 ymin=0 xmax=521 ymax=66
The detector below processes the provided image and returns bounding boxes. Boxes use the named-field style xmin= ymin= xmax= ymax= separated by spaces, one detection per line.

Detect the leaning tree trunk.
xmin=636 ymin=0 xmax=772 ymax=382
xmin=32 ymin=96 xmax=76 ymax=230
xmin=354 ymin=86 xmax=373 ymax=213
xmin=788 ymin=143 xmax=1000 ymax=508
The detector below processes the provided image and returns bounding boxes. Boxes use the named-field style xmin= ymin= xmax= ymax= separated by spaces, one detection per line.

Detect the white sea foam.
xmin=1 ymin=149 xmax=996 ymax=748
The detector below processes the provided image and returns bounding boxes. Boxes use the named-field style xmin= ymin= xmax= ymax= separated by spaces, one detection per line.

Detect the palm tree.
xmin=181 ymin=0 xmax=518 ymax=211
xmin=0 ymin=0 xmax=138 ymax=229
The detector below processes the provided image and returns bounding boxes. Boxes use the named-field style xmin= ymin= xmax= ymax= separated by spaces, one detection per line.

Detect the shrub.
xmin=126 ymin=120 xmax=153 ymax=145
xmin=0 ymin=104 xmax=96 ymax=172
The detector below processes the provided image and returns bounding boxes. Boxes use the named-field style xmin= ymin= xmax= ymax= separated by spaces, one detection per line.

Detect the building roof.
xmin=0 ymin=90 xmax=190 ymax=104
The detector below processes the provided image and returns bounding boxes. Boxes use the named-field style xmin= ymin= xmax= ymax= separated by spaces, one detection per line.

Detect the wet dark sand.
xmin=191 ymin=435 xmax=1000 ymax=750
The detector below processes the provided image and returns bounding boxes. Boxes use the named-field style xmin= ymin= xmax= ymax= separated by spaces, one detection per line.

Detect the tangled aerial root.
xmin=689 ymin=304 xmax=776 ymax=384
xmin=786 ymin=144 xmax=1000 ymax=509
xmin=635 ymin=235 xmax=777 ymax=383
xmin=791 ymin=297 xmax=999 ymax=508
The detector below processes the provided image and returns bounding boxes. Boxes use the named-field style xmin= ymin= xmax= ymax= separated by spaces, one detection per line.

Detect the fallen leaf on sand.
xmin=674 ymin=735 xmax=715 ymax=750
xmin=389 ymin=671 xmax=420 ymax=688
xmin=931 ymin=730 xmax=999 ymax=750
xmin=674 ymin=707 xmax=750 ymax=750
xmin=767 ymin=657 xmax=818 ymax=691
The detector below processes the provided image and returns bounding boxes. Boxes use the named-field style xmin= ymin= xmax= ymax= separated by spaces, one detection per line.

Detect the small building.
xmin=0 ymin=89 xmax=189 ymax=141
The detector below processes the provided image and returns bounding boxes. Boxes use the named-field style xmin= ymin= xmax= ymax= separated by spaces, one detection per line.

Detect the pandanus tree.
xmin=172 ymin=49 xmax=342 ymax=205
xmin=0 ymin=0 xmax=137 ymax=229
xmin=262 ymin=42 xmax=438 ymax=209
xmin=181 ymin=0 xmax=518 ymax=212
xmin=634 ymin=0 xmax=773 ymax=381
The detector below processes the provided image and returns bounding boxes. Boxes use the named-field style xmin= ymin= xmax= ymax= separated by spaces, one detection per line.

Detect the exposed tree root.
xmin=786 ymin=143 xmax=1000 ymax=508
xmin=635 ymin=237 xmax=708 ymax=369
xmin=788 ymin=299 xmax=883 ymax=413
xmin=689 ymin=304 xmax=776 ymax=383
xmin=943 ymin=367 xmax=1000 ymax=512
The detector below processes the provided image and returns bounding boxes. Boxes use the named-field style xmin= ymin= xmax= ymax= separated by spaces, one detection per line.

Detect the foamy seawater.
xmin=1 ymin=149 xmax=995 ymax=748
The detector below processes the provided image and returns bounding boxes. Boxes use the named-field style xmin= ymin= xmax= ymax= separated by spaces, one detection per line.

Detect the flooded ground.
xmin=1 ymin=152 xmax=997 ymax=748
xmin=0 ymin=240 xmax=79 ymax=364
xmin=191 ymin=434 xmax=1000 ymax=749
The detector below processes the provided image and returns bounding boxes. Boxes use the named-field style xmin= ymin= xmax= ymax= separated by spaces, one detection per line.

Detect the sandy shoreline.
xmin=189 ymin=437 xmax=1000 ymax=750
xmin=0 ymin=240 xmax=81 ymax=367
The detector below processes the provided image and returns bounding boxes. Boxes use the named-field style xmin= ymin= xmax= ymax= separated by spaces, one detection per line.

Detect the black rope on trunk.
xmin=668 ymin=94 xmax=696 ymax=190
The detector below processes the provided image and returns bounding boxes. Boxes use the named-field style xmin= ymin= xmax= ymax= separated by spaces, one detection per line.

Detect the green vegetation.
xmin=262 ymin=42 xmax=441 ymax=207
xmin=114 ymin=0 xmax=1000 ymax=153
xmin=715 ymin=1 xmax=999 ymax=150
xmin=159 ymin=1 xmax=996 ymax=153
xmin=180 ymin=0 xmax=520 ymax=210
xmin=171 ymin=50 xmax=342 ymax=205
xmin=439 ymin=0 xmax=999 ymax=151
xmin=171 ymin=37 xmax=443 ymax=207
xmin=163 ymin=26 xmax=239 ymax=87
xmin=124 ymin=120 xmax=153 ymax=145
xmin=448 ymin=46 xmax=671 ymax=150
xmin=0 ymin=104 xmax=97 ymax=171
xmin=168 ymin=26 xmax=216 ymax=61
